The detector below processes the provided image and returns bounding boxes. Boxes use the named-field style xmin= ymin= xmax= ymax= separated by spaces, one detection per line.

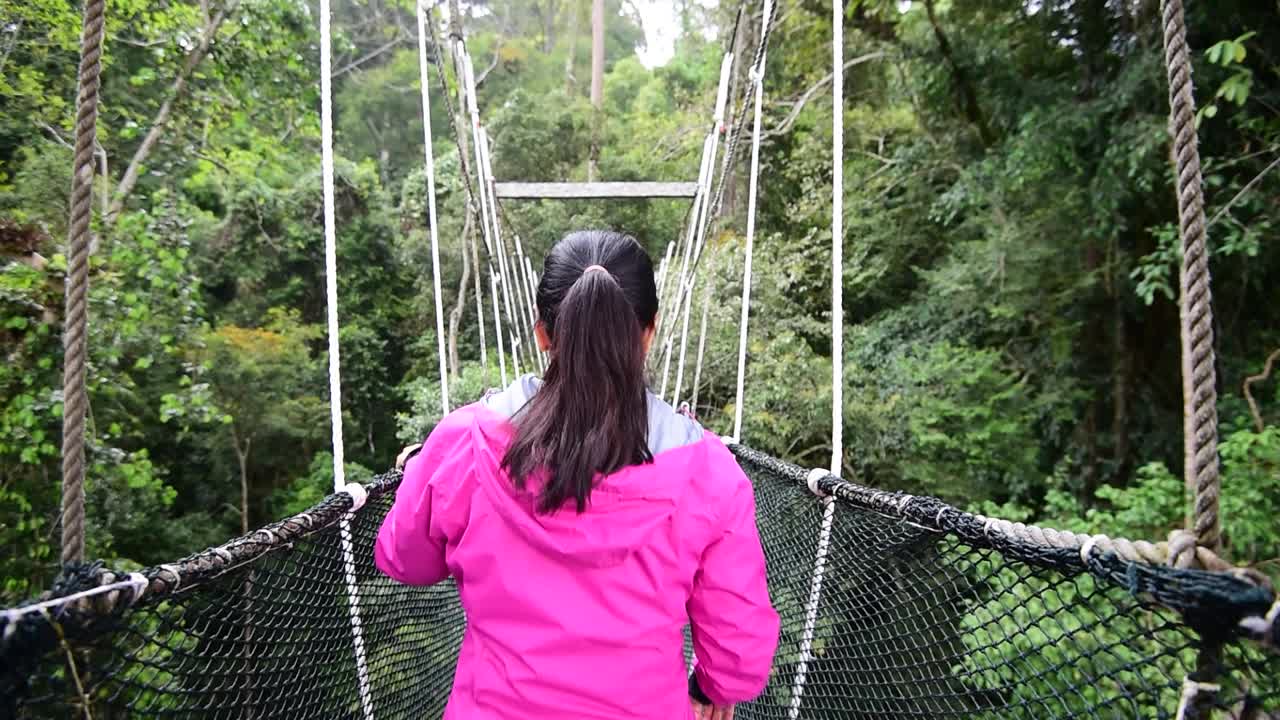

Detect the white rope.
xmin=691 ymin=284 xmax=711 ymax=412
xmin=512 ymin=234 xmax=543 ymax=371
xmin=666 ymin=136 xmax=716 ymax=403
xmin=490 ymin=270 xmax=508 ymax=386
xmin=457 ymin=51 xmax=515 ymax=379
xmin=659 ymin=335 xmax=675 ymax=400
xmin=319 ymin=0 xmax=345 ymax=494
xmin=664 ymin=135 xmax=713 ymax=345
xmin=671 ymin=54 xmax=734 ymax=408
xmin=513 ymin=235 xmax=536 ymax=326
xmin=320 ymin=1 xmax=372 ymax=717
xmin=474 ymin=248 xmax=487 ymax=371
xmin=476 ymin=123 xmax=527 ymax=373
xmin=482 ymin=135 xmax=525 ymax=369
xmin=671 ymin=273 xmax=697 ymax=407
xmin=657 ymin=241 xmax=675 ymax=299
xmin=341 ymin=482 xmax=368 ymax=512
xmin=1175 ymin=678 xmax=1222 ymax=720
xmin=416 ymin=0 xmax=448 ymax=417
xmin=789 ymin=492 xmax=836 ymax=719
xmin=732 ymin=1 xmax=770 ymax=443
xmin=2 ymin=573 xmax=147 ymax=627
xmin=830 ymin=0 xmax=844 ymax=477
xmin=523 ymin=254 xmax=546 ymax=370
xmin=463 ymin=65 xmax=498 ymax=284
xmin=338 ymin=517 xmax=373 ymax=719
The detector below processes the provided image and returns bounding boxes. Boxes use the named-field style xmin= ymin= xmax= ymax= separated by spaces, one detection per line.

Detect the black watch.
xmin=688 ymin=673 xmax=712 ymax=705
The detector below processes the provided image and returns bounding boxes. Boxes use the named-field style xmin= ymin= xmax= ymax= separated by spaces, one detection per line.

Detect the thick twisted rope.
xmin=61 ymin=0 xmax=108 ymax=567
xmin=1160 ymin=0 xmax=1221 ymax=553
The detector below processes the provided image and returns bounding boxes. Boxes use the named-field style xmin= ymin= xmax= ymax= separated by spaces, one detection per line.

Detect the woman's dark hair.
xmin=502 ymin=230 xmax=659 ymax=513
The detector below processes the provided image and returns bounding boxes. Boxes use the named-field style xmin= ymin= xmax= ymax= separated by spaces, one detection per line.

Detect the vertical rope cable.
xmin=417 ymin=0 xmax=449 ymax=416
xmin=319 ymin=0 xmax=345 ymax=491
xmin=458 ymin=54 xmax=508 ymax=378
xmin=490 ymin=270 xmax=508 ymax=386
xmin=478 ymin=127 xmax=528 ymax=371
xmin=830 ymin=0 xmax=844 ymax=477
xmin=1160 ymin=0 xmax=1220 ymax=552
xmin=691 ymin=284 xmax=711 ymax=412
xmin=790 ymin=474 xmax=837 ymax=719
xmin=674 ymin=164 xmax=716 ymax=405
xmin=60 ymin=0 xmax=107 ymax=567
xmin=522 ymin=254 xmax=546 ymax=370
xmin=1160 ymin=3 xmax=1222 ymax=717
xmin=320 ymin=2 xmax=372 ymax=716
xmin=731 ymin=0 xmax=772 ymax=443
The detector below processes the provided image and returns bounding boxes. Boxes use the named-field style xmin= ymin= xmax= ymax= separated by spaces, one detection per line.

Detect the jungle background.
xmin=1 ymin=0 xmax=1278 ymax=601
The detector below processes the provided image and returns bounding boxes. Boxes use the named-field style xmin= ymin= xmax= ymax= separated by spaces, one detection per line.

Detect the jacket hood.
xmin=463 ymin=375 xmax=707 ymax=568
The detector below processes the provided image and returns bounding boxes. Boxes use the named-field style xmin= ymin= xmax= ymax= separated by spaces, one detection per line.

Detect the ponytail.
xmin=502 ymin=231 xmax=658 ymax=513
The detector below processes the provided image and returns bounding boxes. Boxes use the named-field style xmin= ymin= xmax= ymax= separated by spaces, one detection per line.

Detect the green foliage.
xmin=396 ymin=361 xmax=501 ymax=445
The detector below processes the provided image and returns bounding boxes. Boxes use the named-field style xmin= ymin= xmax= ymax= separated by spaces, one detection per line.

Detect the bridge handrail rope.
xmin=16 ymin=445 xmax=1276 ymax=658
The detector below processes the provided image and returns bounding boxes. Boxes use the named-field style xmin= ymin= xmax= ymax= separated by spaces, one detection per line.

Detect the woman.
xmin=375 ymin=230 xmax=780 ymax=720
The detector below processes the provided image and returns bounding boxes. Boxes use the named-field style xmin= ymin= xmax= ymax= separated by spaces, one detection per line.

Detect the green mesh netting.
xmin=2 ymin=448 xmax=1276 ymax=719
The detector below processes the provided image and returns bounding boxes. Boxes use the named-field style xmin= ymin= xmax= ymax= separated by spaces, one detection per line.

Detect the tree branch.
xmin=331 ymin=34 xmax=408 ymax=79
xmin=107 ymin=0 xmax=242 ymax=223
xmin=1243 ymin=348 xmax=1280 ymax=432
xmin=763 ymin=52 xmax=885 ymax=139
xmin=922 ymin=0 xmax=993 ymax=147
xmin=475 ymin=46 xmax=501 ymax=86
xmin=38 ymin=122 xmax=73 ymax=149
xmin=1207 ymin=153 xmax=1280 ymax=230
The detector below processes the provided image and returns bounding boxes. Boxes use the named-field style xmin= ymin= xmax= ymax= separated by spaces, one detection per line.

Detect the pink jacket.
xmin=375 ymin=377 xmax=780 ymax=719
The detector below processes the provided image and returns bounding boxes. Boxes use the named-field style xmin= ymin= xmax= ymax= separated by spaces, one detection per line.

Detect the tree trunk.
xmin=564 ymin=0 xmax=581 ymax=93
xmin=921 ymin=0 xmax=993 ymax=147
xmin=108 ymin=0 xmax=241 ymax=223
xmin=1112 ymin=273 xmax=1132 ymax=481
xmin=447 ymin=209 xmax=476 ymax=376
xmin=232 ymin=429 xmax=251 ymax=535
xmin=541 ymin=0 xmax=560 ymax=54
xmin=449 ymin=0 xmax=476 ymax=189
xmin=588 ymin=0 xmax=604 ymax=181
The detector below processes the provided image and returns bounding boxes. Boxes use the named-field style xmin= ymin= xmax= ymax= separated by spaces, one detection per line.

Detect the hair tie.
xmin=583 ymin=265 xmax=610 ymax=275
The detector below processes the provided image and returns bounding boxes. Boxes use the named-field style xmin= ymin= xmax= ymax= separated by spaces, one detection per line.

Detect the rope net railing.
xmin=4 ymin=449 xmax=1278 ymax=719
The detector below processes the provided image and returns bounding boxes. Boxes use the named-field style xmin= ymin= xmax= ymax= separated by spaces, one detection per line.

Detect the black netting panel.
xmin=4 ymin=452 xmax=1278 ymax=719
xmin=732 ymin=449 xmax=1280 ymax=720
xmin=4 ymin=485 xmax=465 ymax=719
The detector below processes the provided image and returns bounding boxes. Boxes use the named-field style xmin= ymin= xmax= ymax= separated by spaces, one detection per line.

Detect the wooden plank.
xmin=493 ymin=182 xmax=699 ymax=200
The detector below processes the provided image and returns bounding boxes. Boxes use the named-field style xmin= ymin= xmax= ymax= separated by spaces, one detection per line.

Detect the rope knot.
xmin=1239 ymin=600 xmax=1280 ymax=650
xmin=1167 ymin=529 xmax=1200 ymax=569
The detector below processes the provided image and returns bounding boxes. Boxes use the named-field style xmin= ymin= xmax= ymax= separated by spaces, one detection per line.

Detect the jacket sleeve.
xmin=374 ymin=414 xmax=468 ymax=586
xmin=688 ymin=462 xmax=780 ymax=705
